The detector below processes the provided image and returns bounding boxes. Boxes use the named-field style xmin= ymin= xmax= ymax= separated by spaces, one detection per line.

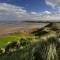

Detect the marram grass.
xmin=0 ymin=36 xmax=60 ymax=60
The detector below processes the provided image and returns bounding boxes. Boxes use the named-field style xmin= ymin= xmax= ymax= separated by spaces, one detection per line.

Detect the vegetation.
xmin=0 ymin=22 xmax=60 ymax=60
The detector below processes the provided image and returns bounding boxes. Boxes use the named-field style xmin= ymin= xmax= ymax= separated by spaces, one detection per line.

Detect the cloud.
xmin=45 ymin=0 xmax=60 ymax=8
xmin=0 ymin=3 xmax=27 ymax=21
xmin=44 ymin=0 xmax=60 ymax=21
xmin=43 ymin=11 xmax=51 ymax=14
xmin=31 ymin=12 xmax=37 ymax=15
xmin=0 ymin=3 xmax=60 ymax=21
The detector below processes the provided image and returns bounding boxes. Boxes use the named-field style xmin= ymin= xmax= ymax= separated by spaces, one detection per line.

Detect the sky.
xmin=0 ymin=0 xmax=60 ymax=21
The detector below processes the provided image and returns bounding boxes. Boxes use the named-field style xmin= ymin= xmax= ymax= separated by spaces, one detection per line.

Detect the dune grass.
xmin=0 ymin=23 xmax=60 ymax=60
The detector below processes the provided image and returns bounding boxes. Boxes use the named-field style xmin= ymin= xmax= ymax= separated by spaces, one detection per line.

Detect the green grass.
xmin=0 ymin=32 xmax=24 ymax=48
xmin=0 ymin=32 xmax=37 ymax=48
xmin=0 ymin=35 xmax=19 ymax=48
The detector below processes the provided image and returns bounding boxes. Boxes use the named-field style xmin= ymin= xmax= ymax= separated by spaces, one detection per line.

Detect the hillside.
xmin=0 ymin=22 xmax=60 ymax=60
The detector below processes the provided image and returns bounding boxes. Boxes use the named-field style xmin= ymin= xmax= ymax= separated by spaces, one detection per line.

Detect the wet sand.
xmin=0 ymin=22 xmax=48 ymax=35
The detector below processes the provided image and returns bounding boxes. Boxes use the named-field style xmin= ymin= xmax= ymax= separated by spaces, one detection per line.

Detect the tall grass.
xmin=0 ymin=36 xmax=60 ymax=60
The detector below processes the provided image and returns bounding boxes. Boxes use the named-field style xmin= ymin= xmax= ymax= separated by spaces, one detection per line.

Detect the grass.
xmin=0 ymin=23 xmax=60 ymax=60
xmin=0 ymin=32 xmax=22 ymax=48
xmin=0 ymin=31 xmax=37 ymax=48
xmin=0 ymin=35 xmax=19 ymax=48
xmin=0 ymin=36 xmax=59 ymax=60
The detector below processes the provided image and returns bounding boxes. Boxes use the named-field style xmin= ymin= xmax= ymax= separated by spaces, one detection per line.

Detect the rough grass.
xmin=0 ymin=36 xmax=60 ymax=60
xmin=0 ymin=23 xmax=60 ymax=60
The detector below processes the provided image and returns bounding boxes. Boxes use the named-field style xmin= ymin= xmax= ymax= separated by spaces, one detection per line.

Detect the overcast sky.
xmin=0 ymin=0 xmax=60 ymax=21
